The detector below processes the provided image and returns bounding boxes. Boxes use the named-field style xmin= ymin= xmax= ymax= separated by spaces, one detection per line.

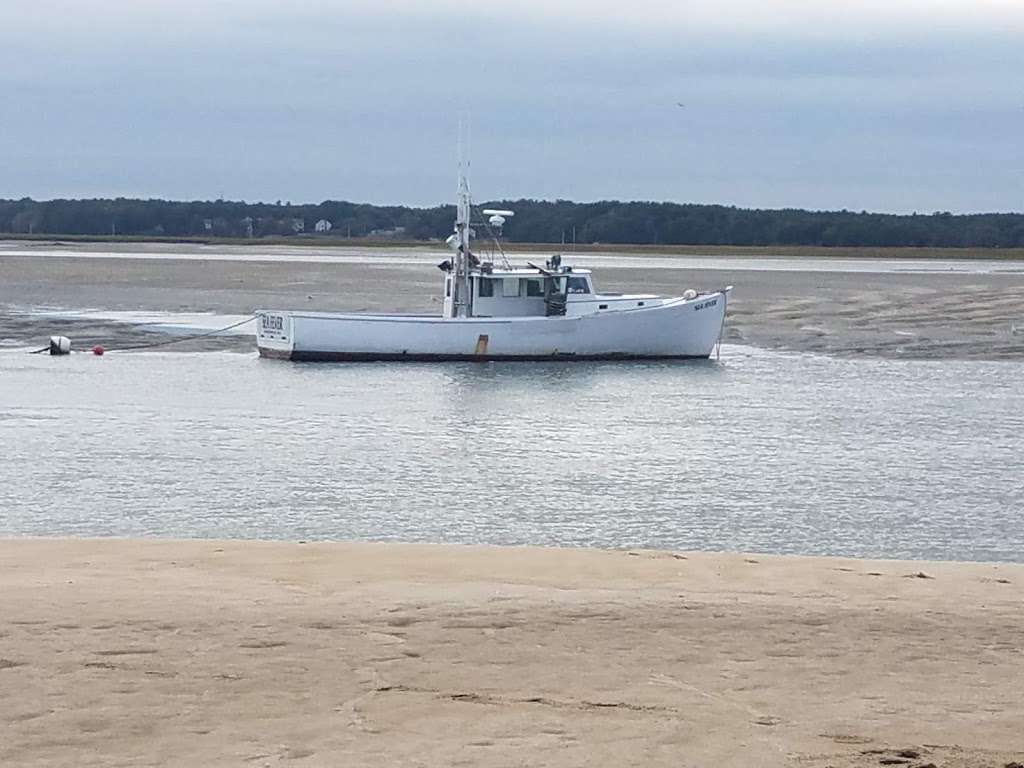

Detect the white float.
xmin=48 ymin=335 xmax=71 ymax=355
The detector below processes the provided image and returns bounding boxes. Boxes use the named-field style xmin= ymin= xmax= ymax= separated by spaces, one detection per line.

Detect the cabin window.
xmin=477 ymin=278 xmax=494 ymax=297
xmin=524 ymin=279 xmax=543 ymax=297
xmin=502 ymin=277 xmax=520 ymax=297
xmin=566 ymin=276 xmax=590 ymax=294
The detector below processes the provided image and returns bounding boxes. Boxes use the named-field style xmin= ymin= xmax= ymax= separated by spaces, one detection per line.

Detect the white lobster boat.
xmin=257 ymin=168 xmax=732 ymax=362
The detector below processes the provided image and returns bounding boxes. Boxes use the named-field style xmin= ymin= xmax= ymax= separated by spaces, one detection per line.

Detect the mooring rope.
xmin=29 ymin=315 xmax=256 ymax=355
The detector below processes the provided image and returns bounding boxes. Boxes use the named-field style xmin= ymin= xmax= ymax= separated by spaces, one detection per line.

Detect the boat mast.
xmin=451 ymin=128 xmax=473 ymax=318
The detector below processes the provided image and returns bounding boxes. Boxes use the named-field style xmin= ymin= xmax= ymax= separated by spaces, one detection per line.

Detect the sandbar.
xmin=2 ymin=538 xmax=1022 ymax=767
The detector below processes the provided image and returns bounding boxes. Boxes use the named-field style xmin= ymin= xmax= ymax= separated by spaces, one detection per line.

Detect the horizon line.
xmin=2 ymin=196 xmax=1021 ymax=218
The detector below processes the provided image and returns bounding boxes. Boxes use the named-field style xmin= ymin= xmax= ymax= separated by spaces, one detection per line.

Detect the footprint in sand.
xmin=238 ymin=640 xmax=288 ymax=649
xmin=7 ymin=710 xmax=51 ymax=723
xmin=84 ymin=662 xmax=119 ymax=670
xmin=821 ymin=733 xmax=873 ymax=745
xmin=76 ymin=717 xmax=111 ymax=733
xmin=303 ymin=621 xmax=336 ymax=630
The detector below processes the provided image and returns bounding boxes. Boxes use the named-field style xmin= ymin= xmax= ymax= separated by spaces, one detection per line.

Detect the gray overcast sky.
xmin=1 ymin=0 xmax=1022 ymax=212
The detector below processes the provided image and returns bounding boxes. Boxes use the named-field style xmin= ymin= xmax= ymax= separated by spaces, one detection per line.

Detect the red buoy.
xmin=92 ymin=345 xmax=105 ymax=356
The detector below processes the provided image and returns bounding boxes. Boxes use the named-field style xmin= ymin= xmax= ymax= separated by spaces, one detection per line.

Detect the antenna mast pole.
xmin=452 ymin=120 xmax=473 ymax=318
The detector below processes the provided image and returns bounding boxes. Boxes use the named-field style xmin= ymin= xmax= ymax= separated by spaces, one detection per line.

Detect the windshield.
xmin=566 ymin=276 xmax=590 ymax=294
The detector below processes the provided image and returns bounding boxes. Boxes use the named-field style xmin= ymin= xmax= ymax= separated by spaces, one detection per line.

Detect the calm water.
xmin=1 ymin=345 xmax=1021 ymax=562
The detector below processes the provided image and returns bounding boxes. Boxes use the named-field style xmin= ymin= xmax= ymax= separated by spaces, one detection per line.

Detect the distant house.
xmin=203 ymin=218 xmax=214 ymax=232
xmin=314 ymin=219 xmax=332 ymax=233
xmin=290 ymin=218 xmax=305 ymax=234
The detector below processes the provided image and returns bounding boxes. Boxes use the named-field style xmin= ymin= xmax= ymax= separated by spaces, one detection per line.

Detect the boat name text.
xmin=261 ymin=314 xmax=284 ymax=331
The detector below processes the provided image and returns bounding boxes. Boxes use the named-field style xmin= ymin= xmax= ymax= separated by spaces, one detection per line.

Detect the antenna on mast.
xmin=451 ymin=115 xmax=474 ymax=318
xmin=457 ymin=113 xmax=471 ymax=183
xmin=457 ymin=115 xmax=463 ymax=178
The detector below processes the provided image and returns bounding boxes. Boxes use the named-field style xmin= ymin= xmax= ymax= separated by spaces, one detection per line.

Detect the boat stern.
xmin=255 ymin=311 xmax=294 ymax=359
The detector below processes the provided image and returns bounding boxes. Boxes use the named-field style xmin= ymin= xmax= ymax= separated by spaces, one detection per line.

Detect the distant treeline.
xmin=2 ymin=197 xmax=1023 ymax=248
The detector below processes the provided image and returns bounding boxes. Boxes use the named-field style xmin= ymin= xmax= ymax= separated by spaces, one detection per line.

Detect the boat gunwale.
xmin=257 ymin=289 xmax=729 ymax=325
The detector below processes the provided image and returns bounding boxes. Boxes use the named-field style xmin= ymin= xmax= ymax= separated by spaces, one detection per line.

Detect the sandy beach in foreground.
xmin=2 ymin=539 xmax=1022 ymax=767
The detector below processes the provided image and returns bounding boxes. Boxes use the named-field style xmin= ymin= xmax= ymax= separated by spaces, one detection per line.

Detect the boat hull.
xmin=257 ymin=290 xmax=730 ymax=362
xmin=285 ymin=350 xmax=709 ymax=362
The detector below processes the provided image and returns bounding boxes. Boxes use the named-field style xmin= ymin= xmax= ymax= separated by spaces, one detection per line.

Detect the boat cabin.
xmin=441 ymin=264 xmax=661 ymax=319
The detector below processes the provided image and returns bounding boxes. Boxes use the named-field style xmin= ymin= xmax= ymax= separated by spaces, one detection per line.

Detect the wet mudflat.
xmin=2 ymin=240 xmax=1023 ymax=359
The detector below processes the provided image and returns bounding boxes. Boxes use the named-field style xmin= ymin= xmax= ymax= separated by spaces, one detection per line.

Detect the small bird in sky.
xmin=676 ymin=102 xmax=686 ymax=108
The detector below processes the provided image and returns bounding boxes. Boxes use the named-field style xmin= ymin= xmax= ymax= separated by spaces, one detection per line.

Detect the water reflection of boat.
xmin=257 ymin=166 xmax=731 ymax=362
